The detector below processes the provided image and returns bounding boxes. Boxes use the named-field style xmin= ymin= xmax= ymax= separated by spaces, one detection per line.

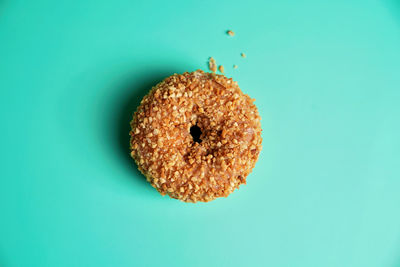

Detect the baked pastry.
xmin=130 ymin=70 xmax=262 ymax=202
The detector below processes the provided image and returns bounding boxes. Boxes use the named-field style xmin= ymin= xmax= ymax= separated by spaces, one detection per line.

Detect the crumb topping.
xmin=130 ymin=70 xmax=262 ymax=202
xmin=208 ymin=57 xmax=217 ymax=73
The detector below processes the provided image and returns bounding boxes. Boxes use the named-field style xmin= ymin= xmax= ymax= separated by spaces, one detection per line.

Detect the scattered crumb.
xmin=208 ymin=32 xmax=245 ymax=73
xmin=208 ymin=57 xmax=217 ymax=73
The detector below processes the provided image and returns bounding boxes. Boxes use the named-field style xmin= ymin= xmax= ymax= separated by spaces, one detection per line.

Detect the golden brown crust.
xmin=129 ymin=70 xmax=262 ymax=202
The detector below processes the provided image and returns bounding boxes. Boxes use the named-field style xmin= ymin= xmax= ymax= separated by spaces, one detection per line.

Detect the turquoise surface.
xmin=1 ymin=0 xmax=400 ymax=266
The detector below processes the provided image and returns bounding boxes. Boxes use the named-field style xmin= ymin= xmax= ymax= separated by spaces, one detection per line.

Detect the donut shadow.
xmin=116 ymin=71 xmax=174 ymax=184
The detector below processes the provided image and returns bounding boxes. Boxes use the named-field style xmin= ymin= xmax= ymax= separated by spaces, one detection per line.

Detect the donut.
xmin=129 ymin=70 xmax=262 ymax=202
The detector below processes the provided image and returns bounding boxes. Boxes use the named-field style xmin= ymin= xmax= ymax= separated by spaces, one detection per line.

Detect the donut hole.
xmin=190 ymin=125 xmax=202 ymax=143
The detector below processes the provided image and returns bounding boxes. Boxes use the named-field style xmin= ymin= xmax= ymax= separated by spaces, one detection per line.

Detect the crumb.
xmin=233 ymin=65 xmax=238 ymax=69
xmin=218 ymin=65 xmax=224 ymax=73
xmin=241 ymin=53 xmax=246 ymax=58
xmin=227 ymin=30 xmax=235 ymax=36
xmin=208 ymin=57 xmax=217 ymax=73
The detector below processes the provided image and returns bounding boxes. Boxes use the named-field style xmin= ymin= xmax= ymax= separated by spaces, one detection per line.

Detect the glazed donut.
xmin=129 ymin=70 xmax=262 ymax=202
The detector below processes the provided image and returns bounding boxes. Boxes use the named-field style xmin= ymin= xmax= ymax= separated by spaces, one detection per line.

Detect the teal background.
xmin=1 ymin=0 xmax=400 ymax=266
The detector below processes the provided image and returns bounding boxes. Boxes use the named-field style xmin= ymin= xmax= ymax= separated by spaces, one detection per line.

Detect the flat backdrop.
xmin=1 ymin=0 xmax=400 ymax=266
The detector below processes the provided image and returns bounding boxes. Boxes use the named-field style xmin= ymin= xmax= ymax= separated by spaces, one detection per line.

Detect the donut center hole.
xmin=190 ymin=125 xmax=202 ymax=143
